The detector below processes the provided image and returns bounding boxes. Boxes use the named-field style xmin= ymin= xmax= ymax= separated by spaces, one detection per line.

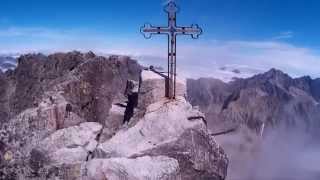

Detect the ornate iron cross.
xmin=141 ymin=2 xmax=202 ymax=99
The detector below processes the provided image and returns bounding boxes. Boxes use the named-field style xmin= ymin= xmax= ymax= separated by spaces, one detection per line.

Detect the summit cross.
xmin=141 ymin=2 xmax=203 ymax=99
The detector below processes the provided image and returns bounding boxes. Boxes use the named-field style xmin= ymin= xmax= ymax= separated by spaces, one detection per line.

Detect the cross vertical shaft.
xmin=141 ymin=2 xmax=202 ymax=99
xmin=168 ymin=32 xmax=176 ymax=98
xmin=168 ymin=4 xmax=177 ymax=98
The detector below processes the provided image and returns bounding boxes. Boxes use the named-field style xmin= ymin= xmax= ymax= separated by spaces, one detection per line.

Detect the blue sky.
xmin=1 ymin=0 xmax=320 ymax=79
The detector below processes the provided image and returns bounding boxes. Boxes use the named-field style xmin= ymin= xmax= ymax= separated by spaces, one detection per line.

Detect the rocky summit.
xmin=0 ymin=51 xmax=228 ymax=180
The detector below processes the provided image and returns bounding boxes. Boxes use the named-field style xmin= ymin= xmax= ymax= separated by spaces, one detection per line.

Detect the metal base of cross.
xmin=149 ymin=66 xmax=174 ymax=99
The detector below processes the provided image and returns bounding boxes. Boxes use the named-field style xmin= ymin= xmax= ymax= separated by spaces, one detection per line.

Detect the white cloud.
xmin=0 ymin=26 xmax=118 ymax=54
xmin=0 ymin=27 xmax=61 ymax=38
xmin=0 ymin=26 xmax=319 ymax=80
xmin=272 ymin=31 xmax=294 ymax=40
xmin=134 ymin=40 xmax=320 ymax=80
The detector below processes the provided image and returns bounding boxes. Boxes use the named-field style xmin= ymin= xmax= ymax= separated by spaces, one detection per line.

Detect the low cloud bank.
xmin=215 ymin=127 xmax=320 ymax=180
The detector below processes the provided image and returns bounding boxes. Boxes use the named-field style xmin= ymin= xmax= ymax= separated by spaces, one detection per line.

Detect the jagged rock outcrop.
xmin=8 ymin=52 xmax=141 ymax=124
xmin=0 ymin=52 xmax=141 ymax=179
xmin=0 ymin=52 xmax=228 ymax=180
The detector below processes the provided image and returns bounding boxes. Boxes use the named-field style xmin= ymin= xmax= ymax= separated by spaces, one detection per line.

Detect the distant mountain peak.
xmin=240 ymin=68 xmax=294 ymax=90
xmin=295 ymin=75 xmax=312 ymax=82
xmin=258 ymin=68 xmax=291 ymax=80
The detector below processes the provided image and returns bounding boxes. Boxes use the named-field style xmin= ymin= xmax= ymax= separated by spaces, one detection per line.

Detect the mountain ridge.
xmin=187 ymin=67 xmax=320 ymax=135
xmin=187 ymin=67 xmax=320 ymax=180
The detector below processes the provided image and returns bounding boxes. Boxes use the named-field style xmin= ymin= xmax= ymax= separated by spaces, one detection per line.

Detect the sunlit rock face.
xmin=137 ymin=70 xmax=186 ymax=114
xmin=0 ymin=53 xmax=228 ymax=180
xmin=7 ymin=52 xmax=141 ymax=124
xmin=0 ymin=70 xmax=8 ymax=123
xmin=37 ymin=122 xmax=102 ymax=163
xmin=86 ymin=156 xmax=180 ymax=180
xmin=97 ymin=97 xmax=205 ymax=157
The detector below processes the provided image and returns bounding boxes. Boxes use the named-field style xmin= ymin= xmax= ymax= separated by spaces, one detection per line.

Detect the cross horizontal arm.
xmin=175 ymin=24 xmax=203 ymax=39
xmin=143 ymin=28 xmax=170 ymax=33
xmin=140 ymin=23 xmax=170 ymax=39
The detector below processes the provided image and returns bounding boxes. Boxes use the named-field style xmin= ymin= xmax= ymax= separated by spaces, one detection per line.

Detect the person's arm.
xmin=124 ymin=80 xmax=129 ymax=97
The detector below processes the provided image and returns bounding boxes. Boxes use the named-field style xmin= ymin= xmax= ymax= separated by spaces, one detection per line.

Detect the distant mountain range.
xmin=187 ymin=68 xmax=320 ymax=180
xmin=0 ymin=56 xmax=17 ymax=72
xmin=187 ymin=68 xmax=320 ymax=135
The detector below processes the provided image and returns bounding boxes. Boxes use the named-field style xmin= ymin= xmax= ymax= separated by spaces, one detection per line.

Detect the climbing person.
xmin=123 ymin=79 xmax=139 ymax=124
xmin=65 ymin=103 xmax=72 ymax=118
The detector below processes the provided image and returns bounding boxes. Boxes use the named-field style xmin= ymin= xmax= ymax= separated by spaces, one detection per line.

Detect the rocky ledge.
xmin=0 ymin=52 xmax=228 ymax=180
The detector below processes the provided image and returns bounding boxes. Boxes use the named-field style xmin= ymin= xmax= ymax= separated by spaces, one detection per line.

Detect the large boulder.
xmin=37 ymin=122 xmax=102 ymax=157
xmin=134 ymin=128 xmax=228 ymax=180
xmin=20 ymin=122 xmax=102 ymax=179
xmin=138 ymin=70 xmax=186 ymax=111
xmin=86 ymin=156 xmax=180 ymax=180
xmin=0 ymin=91 xmax=88 ymax=175
xmin=96 ymin=97 xmax=205 ymax=157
